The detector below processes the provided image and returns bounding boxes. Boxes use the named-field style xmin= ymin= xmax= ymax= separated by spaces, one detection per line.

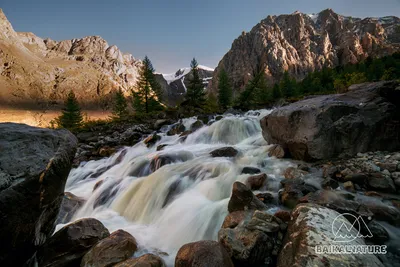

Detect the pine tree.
xmin=111 ymin=88 xmax=128 ymax=120
xmin=186 ymin=58 xmax=206 ymax=109
xmin=133 ymin=56 xmax=163 ymax=113
xmin=55 ymin=90 xmax=83 ymax=131
xmin=236 ymin=72 xmax=260 ymax=109
xmin=280 ymin=71 xmax=296 ymax=98
xmin=253 ymin=74 xmax=271 ymax=105
xmin=217 ymin=69 xmax=232 ymax=110
xmin=272 ymin=83 xmax=282 ymax=99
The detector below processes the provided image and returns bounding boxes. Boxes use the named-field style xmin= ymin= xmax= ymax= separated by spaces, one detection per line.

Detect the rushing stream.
xmin=60 ymin=110 xmax=297 ymax=265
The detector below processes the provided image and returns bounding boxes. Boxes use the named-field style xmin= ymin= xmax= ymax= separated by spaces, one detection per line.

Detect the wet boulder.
xmin=167 ymin=123 xmax=186 ymax=136
xmin=219 ymin=210 xmax=286 ymax=266
xmin=279 ymin=178 xmax=317 ymax=209
xmin=144 ymin=134 xmax=161 ymax=148
xmin=175 ymin=240 xmax=233 ymax=267
xmin=115 ymin=254 xmax=166 ymax=267
xmin=282 ymin=167 xmax=308 ymax=179
xmin=190 ymin=120 xmax=204 ymax=132
xmin=256 ymin=192 xmax=275 ymax=204
xmin=277 ymin=204 xmax=383 ymax=267
xmin=298 ymin=190 xmax=373 ymax=220
xmin=154 ymin=119 xmax=171 ymax=130
xmin=222 ymin=210 xmax=255 ymax=229
xmin=81 ymin=229 xmax=138 ymax=267
xmin=228 ymin=182 xmax=266 ymax=213
xmin=120 ymin=127 xmax=146 ymax=146
xmin=246 ymin=173 xmax=267 ymax=190
xmin=364 ymin=202 xmax=400 ymax=226
xmin=210 ymin=147 xmax=238 ymax=158
xmin=367 ymin=172 xmax=396 ymax=193
xmin=261 ymin=81 xmax=400 ymax=161
xmin=241 ymin=166 xmax=261 ymax=174
xmin=31 ymin=218 xmax=110 ymax=267
xmin=197 ymin=114 xmax=210 ymax=124
xmin=56 ymin=192 xmax=85 ymax=224
xmin=268 ymin=144 xmax=285 ymax=158
xmin=0 ymin=123 xmax=77 ymax=266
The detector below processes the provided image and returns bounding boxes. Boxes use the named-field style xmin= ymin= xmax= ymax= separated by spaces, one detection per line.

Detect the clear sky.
xmin=2 ymin=0 xmax=400 ymax=73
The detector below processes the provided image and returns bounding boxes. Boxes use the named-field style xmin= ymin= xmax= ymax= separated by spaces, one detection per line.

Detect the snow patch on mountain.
xmin=162 ymin=65 xmax=214 ymax=85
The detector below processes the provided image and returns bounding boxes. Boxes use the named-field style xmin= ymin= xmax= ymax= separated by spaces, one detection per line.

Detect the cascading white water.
xmin=61 ymin=110 xmax=295 ymax=266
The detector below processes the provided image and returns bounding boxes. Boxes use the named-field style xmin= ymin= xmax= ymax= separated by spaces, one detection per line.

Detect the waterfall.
xmin=60 ymin=110 xmax=295 ymax=266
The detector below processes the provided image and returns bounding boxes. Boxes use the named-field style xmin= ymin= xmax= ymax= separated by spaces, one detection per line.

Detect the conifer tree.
xmin=186 ymin=58 xmax=206 ymax=108
xmin=111 ymin=88 xmax=128 ymax=120
xmin=280 ymin=71 xmax=296 ymax=98
xmin=217 ymin=69 xmax=233 ymax=110
xmin=55 ymin=90 xmax=83 ymax=131
xmin=272 ymin=83 xmax=282 ymax=99
xmin=133 ymin=56 xmax=163 ymax=113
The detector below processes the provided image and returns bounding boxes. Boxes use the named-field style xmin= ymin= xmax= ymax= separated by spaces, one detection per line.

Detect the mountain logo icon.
xmin=331 ymin=213 xmax=373 ymax=242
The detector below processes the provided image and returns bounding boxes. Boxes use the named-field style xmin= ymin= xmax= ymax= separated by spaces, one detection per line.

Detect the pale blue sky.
xmin=2 ymin=0 xmax=400 ymax=73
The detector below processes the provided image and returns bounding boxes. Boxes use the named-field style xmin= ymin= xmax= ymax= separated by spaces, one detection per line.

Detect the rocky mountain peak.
xmin=209 ymin=9 xmax=400 ymax=95
xmin=0 ymin=9 xmax=142 ymax=107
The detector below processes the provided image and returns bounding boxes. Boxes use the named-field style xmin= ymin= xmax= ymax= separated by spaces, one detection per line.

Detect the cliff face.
xmin=0 ymin=9 xmax=141 ymax=108
xmin=209 ymin=9 xmax=400 ymax=95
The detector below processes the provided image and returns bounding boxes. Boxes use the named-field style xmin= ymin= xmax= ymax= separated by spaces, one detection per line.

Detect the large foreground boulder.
xmin=261 ymin=81 xmax=400 ymax=161
xmin=277 ymin=203 xmax=383 ymax=267
xmin=81 ymin=229 xmax=138 ymax=267
xmin=115 ymin=254 xmax=166 ymax=267
xmin=219 ymin=210 xmax=286 ymax=266
xmin=175 ymin=240 xmax=233 ymax=267
xmin=30 ymin=218 xmax=110 ymax=267
xmin=0 ymin=123 xmax=77 ymax=265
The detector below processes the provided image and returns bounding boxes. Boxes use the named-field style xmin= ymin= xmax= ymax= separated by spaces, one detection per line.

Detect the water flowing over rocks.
xmin=277 ymin=203 xmax=384 ymax=267
xmin=261 ymin=81 xmax=400 ymax=161
xmin=0 ymin=123 xmax=77 ymax=266
xmin=51 ymin=110 xmax=400 ymax=266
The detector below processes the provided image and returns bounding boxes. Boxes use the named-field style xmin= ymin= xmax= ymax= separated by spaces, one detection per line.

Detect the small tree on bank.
xmin=54 ymin=90 xmax=83 ymax=131
xmin=217 ymin=69 xmax=233 ymax=110
xmin=133 ymin=56 xmax=163 ymax=114
xmin=111 ymin=88 xmax=128 ymax=120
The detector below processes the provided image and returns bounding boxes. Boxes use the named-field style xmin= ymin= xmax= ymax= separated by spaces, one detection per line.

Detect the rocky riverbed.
xmin=1 ymin=81 xmax=400 ymax=267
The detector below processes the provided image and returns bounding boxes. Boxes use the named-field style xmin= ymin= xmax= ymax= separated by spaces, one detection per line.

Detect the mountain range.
xmin=209 ymin=8 xmax=400 ymax=96
xmin=0 ymin=8 xmax=399 ymax=108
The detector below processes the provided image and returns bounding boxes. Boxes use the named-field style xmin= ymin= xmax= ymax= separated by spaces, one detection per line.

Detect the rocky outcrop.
xmin=175 ymin=240 xmax=233 ymax=267
xmin=209 ymin=9 xmax=400 ymax=94
xmin=30 ymin=218 xmax=110 ymax=267
xmin=261 ymin=81 xmax=400 ymax=161
xmin=277 ymin=203 xmax=383 ymax=267
xmin=0 ymin=123 xmax=77 ymax=266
